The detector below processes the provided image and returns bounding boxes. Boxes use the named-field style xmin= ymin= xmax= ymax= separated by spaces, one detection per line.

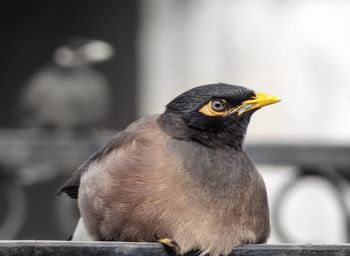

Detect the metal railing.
xmin=0 ymin=241 xmax=349 ymax=256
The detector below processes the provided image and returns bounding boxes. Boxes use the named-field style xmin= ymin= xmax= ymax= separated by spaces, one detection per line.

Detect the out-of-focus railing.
xmin=0 ymin=129 xmax=114 ymax=239
xmin=1 ymin=129 xmax=350 ymax=241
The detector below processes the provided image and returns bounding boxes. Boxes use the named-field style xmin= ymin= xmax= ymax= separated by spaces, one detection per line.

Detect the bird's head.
xmin=158 ymin=83 xmax=280 ymax=149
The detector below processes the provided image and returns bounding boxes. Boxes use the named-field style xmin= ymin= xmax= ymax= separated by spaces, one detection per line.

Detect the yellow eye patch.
xmin=198 ymin=92 xmax=281 ymax=117
xmin=199 ymin=100 xmax=229 ymax=117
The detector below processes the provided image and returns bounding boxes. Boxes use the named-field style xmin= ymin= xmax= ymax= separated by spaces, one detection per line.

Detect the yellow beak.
xmin=229 ymin=91 xmax=281 ymax=116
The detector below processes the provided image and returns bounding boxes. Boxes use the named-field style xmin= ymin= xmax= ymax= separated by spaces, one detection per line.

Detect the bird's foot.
xmin=158 ymin=238 xmax=181 ymax=255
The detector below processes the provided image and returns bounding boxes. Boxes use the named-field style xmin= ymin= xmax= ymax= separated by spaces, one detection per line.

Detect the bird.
xmin=18 ymin=38 xmax=113 ymax=130
xmin=58 ymin=83 xmax=280 ymax=256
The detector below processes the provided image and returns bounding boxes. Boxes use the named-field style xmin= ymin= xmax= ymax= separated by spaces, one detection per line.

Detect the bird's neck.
xmin=158 ymin=113 xmax=248 ymax=150
xmin=168 ymin=138 xmax=254 ymax=197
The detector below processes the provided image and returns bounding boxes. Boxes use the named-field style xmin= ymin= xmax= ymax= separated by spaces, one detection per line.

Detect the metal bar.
xmin=0 ymin=241 xmax=350 ymax=256
xmin=0 ymin=241 xmax=166 ymax=256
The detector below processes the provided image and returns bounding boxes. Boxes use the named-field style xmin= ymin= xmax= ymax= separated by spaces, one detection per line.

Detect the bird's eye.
xmin=211 ymin=100 xmax=226 ymax=112
xmin=198 ymin=99 xmax=228 ymax=116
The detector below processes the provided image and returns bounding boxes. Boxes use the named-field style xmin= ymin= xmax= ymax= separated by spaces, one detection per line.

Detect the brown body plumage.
xmin=78 ymin=115 xmax=269 ymax=255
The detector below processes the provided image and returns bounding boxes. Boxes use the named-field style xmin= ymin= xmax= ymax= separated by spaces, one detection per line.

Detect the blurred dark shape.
xmin=19 ymin=38 xmax=113 ymax=130
xmin=0 ymin=1 xmax=138 ymax=128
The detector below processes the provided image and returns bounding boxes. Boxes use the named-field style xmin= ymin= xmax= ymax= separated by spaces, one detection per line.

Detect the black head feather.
xmin=166 ymin=83 xmax=254 ymax=113
xmin=158 ymin=83 xmax=256 ymax=149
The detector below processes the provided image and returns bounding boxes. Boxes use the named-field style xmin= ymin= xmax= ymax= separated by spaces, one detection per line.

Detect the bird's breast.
xmin=166 ymin=140 xmax=270 ymax=253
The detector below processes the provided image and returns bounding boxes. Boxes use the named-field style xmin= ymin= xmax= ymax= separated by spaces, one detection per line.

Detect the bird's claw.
xmin=158 ymin=238 xmax=181 ymax=255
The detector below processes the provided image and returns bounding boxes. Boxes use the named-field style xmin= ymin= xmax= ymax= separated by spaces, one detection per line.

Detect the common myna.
xmin=58 ymin=83 xmax=280 ymax=256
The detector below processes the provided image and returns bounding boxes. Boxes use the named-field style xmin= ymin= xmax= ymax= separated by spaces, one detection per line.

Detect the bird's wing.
xmin=57 ymin=115 xmax=159 ymax=199
xmin=57 ymin=132 xmax=133 ymax=198
xmin=57 ymin=146 xmax=106 ymax=198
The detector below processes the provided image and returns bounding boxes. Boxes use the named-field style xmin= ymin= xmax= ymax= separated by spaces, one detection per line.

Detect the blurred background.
xmin=1 ymin=0 xmax=350 ymax=244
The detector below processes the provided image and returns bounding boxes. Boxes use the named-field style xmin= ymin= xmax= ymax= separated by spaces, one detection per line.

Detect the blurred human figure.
xmin=18 ymin=38 xmax=114 ymax=130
